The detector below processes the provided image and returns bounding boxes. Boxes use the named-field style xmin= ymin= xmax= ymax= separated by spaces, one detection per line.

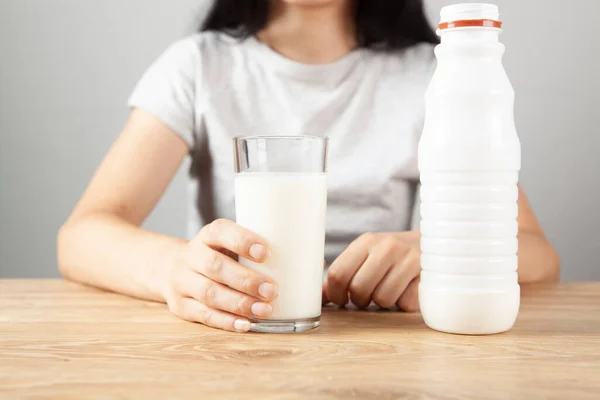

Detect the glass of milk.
xmin=233 ymin=136 xmax=328 ymax=333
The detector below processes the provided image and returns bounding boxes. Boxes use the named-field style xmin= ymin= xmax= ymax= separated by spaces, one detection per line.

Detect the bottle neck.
xmin=440 ymin=28 xmax=501 ymax=44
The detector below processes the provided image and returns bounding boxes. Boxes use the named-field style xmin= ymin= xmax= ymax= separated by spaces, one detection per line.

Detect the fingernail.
xmin=258 ymin=282 xmax=279 ymax=300
xmin=249 ymin=244 xmax=267 ymax=261
xmin=234 ymin=319 xmax=251 ymax=332
xmin=251 ymin=302 xmax=273 ymax=318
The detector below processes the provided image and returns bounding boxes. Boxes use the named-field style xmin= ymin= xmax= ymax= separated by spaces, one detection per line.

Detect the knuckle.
xmin=327 ymin=267 xmax=345 ymax=285
xmin=199 ymin=223 xmax=212 ymax=238
xmin=204 ymin=285 xmax=217 ymax=302
xmin=230 ymin=234 xmax=243 ymax=253
xmin=234 ymin=296 xmax=252 ymax=315
xmin=349 ymin=281 xmax=370 ymax=308
xmin=348 ymin=281 xmax=365 ymax=300
xmin=353 ymin=297 xmax=370 ymax=308
xmin=376 ymin=238 xmax=402 ymax=259
xmin=200 ymin=309 xmax=215 ymax=326
xmin=239 ymin=272 xmax=254 ymax=293
xmin=398 ymin=297 xmax=420 ymax=313
xmin=212 ymin=218 xmax=228 ymax=232
xmin=205 ymin=219 xmax=226 ymax=238
xmin=372 ymin=293 xmax=395 ymax=309
xmin=232 ymin=297 xmax=243 ymax=315
xmin=203 ymin=252 xmax=222 ymax=275
xmin=410 ymin=248 xmax=421 ymax=263
xmin=383 ymin=236 xmax=400 ymax=250
xmin=404 ymin=251 xmax=421 ymax=272
xmin=360 ymin=232 xmax=376 ymax=243
xmin=166 ymin=281 xmax=181 ymax=300
xmin=197 ymin=281 xmax=217 ymax=304
xmin=167 ymin=299 xmax=181 ymax=316
xmin=213 ymin=218 xmax=228 ymax=225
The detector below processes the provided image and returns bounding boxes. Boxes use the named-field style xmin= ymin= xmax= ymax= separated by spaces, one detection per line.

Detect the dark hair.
xmin=201 ymin=0 xmax=439 ymax=51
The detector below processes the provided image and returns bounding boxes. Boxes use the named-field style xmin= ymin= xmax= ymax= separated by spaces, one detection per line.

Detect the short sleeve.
xmin=128 ymin=37 xmax=200 ymax=148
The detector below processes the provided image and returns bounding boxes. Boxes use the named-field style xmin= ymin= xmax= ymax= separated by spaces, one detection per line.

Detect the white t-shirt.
xmin=129 ymin=31 xmax=435 ymax=264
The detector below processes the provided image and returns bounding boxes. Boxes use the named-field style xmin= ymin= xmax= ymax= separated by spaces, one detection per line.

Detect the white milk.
xmin=418 ymin=4 xmax=521 ymax=335
xmin=235 ymin=173 xmax=327 ymax=320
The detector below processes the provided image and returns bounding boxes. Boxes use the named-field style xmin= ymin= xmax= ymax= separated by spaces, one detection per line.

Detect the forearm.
xmin=517 ymin=230 xmax=560 ymax=283
xmin=57 ymin=212 xmax=187 ymax=302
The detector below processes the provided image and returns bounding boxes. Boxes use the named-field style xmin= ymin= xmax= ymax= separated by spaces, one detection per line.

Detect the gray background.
xmin=1 ymin=0 xmax=598 ymax=280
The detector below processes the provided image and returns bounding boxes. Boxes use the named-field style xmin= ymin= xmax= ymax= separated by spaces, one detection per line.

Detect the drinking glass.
xmin=233 ymin=136 xmax=329 ymax=333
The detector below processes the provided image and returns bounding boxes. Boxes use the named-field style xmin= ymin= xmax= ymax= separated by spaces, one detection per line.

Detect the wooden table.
xmin=1 ymin=280 xmax=599 ymax=399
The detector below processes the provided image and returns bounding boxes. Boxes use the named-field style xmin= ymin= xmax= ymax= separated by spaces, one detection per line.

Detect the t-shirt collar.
xmin=245 ymin=36 xmax=365 ymax=88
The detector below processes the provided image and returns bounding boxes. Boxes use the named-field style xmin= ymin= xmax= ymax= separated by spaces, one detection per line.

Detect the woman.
xmin=58 ymin=0 xmax=560 ymax=333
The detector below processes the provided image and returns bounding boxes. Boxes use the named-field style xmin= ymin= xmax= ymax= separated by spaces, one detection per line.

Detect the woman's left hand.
xmin=323 ymin=231 xmax=421 ymax=312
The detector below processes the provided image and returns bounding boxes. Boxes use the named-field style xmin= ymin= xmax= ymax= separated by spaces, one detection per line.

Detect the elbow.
xmin=518 ymin=232 xmax=561 ymax=284
xmin=545 ymin=247 xmax=561 ymax=283
xmin=57 ymin=223 xmax=70 ymax=278
xmin=57 ymin=220 xmax=77 ymax=280
xmin=530 ymin=244 xmax=561 ymax=284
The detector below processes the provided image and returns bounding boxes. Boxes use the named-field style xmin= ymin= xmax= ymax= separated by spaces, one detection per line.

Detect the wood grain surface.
xmin=1 ymin=280 xmax=599 ymax=400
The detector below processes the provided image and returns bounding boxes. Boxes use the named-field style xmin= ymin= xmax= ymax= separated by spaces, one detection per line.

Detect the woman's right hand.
xmin=161 ymin=219 xmax=279 ymax=333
